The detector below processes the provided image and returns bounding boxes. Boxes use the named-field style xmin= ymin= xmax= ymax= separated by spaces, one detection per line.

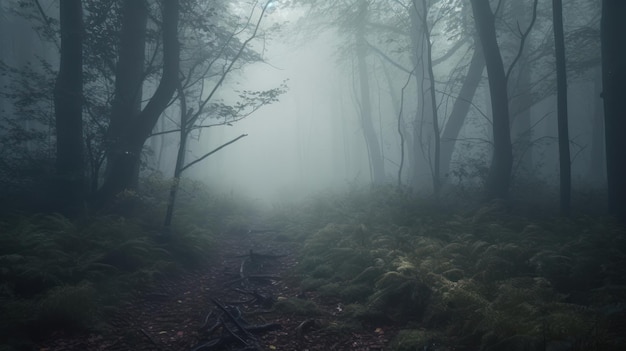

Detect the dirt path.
xmin=39 ymin=230 xmax=393 ymax=351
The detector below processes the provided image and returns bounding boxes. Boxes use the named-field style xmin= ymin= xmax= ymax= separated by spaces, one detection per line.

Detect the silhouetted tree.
xmin=439 ymin=37 xmax=485 ymax=181
xmin=95 ymin=0 xmax=180 ymax=206
xmin=601 ymin=0 xmax=626 ymax=221
xmin=53 ymin=0 xmax=84 ymax=214
xmin=470 ymin=0 xmax=537 ymax=199
xmin=553 ymin=0 xmax=571 ymax=216
xmin=355 ymin=1 xmax=386 ymax=184
xmin=470 ymin=0 xmax=513 ymax=199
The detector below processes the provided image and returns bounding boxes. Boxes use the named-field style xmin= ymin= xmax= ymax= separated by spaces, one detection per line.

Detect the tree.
xmin=162 ymin=0 xmax=286 ymax=232
xmin=470 ymin=0 xmax=537 ymax=199
xmin=415 ymin=0 xmax=441 ymax=195
xmin=53 ymin=0 xmax=84 ymax=214
xmin=95 ymin=0 xmax=180 ymax=206
xmin=470 ymin=0 xmax=513 ymax=199
xmin=439 ymin=37 xmax=485 ymax=180
xmin=553 ymin=0 xmax=571 ymax=215
xmin=355 ymin=0 xmax=386 ymax=184
xmin=601 ymin=0 xmax=626 ymax=221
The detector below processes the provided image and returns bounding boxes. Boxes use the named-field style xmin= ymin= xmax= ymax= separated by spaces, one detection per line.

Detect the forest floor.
xmin=37 ymin=229 xmax=395 ymax=351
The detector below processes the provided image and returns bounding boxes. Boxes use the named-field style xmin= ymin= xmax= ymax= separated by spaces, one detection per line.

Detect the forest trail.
xmin=38 ymin=229 xmax=392 ymax=351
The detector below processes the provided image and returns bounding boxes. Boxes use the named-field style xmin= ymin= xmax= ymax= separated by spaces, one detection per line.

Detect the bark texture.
xmin=54 ymin=0 xmax=84 ymax=213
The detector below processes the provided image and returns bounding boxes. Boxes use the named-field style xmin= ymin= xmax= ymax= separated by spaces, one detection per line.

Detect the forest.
xmin=0 ymin=0 xmax=625 ymax=350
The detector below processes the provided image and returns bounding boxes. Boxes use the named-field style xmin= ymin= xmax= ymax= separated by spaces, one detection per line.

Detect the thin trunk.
xmin=163 ymin=85 xmax=188 ymax=232
xmin=397 ymin=71 xmax=414 ymax=188
xmin=54 ymin=0 xmax=84 ymax=214
xmin=419 ymin=0 xmax=441 ymax=196
xmin=408 ymin=3 xmax=430 ymax=189
xmin=156 ymin=116 xmax=167 ymax=173
xmin=601 ymin=0 xmax=626 ymax=221
xmin=509 ymin=0 xmax=534 ymax=175
xmin=588 ymin=66 xmax=605 ymax=185
xmin=553 ymin=0 xmax=571 ymax=216
xmin=356 ymin=1 xmax=385 ymax=184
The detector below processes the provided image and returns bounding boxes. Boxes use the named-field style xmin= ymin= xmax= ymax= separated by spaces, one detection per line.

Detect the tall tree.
xmin=356 ymin=0 xmax=386 ymax=184
xmin=601 ymin=0 xmax=626 ymax=221
xmin=416 ymin=0 xmax=441 ymax=196
xmin=96 ymin=0 xmax=180 ymax=205
xmin=53 ymin=0 xmax=84 ymax=213
xmin=470 ymin=0 xmax=537 ymax=199
xmin=470 ymin=0 xmax=513 ymax=199
xmin=553 ymin=0 xmax=571 ymax=215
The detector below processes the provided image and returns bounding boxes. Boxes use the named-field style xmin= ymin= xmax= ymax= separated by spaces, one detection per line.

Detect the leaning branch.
xmin=190 ymin=0 xmax=272 ymax=128
xmin=180 ymin=134 xmax=248 ymax=172
xmin=505 ymin=0 xmax=539 ymax=81
xmin=34 ymin=0 xmax=60 ymax=50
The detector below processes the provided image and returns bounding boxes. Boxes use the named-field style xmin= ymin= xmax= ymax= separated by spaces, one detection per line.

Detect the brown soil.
xmin=38 ymin=231 xmax=397 ymax=351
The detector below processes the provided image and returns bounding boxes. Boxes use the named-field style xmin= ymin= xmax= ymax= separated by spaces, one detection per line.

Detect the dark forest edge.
xmin=1 ymin=177 xmax=623 ymax=350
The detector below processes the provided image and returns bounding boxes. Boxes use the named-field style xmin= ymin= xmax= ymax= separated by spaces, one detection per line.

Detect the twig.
xmin=140 ymin=328 xmax=162 ymax=350
xmin=211 ymin=298 xmax=255 ymax=339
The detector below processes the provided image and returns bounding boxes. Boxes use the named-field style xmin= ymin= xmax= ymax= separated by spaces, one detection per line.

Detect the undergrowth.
xmin=271 ymin=185 xmax=626 ymax=350
xmin=0 ymin=175 xmax=256 ymax=350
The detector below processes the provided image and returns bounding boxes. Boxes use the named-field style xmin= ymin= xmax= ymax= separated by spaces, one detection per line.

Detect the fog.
xmin=184 ymin=24 xmax=373 ymax=203
xmin=0 ymin=0 xmax=606 ymax=209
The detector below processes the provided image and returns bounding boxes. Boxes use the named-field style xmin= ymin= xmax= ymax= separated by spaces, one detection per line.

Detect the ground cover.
xmin=2 ymin=184 xmax=625 ymax=350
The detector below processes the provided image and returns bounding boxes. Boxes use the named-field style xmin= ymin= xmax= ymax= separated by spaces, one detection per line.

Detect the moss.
xmin=391 ymin=329 xmax=440 ymax=351
xmin=300 ymin=277 xmax=328 ymax=291
xmin=311 ymin=264 xmax=335 ymax=278
xmin=274 ymin=298 xmax=321 ymax=316
xmin=343 ymin=303 xmax=386 ymax=323
xmin=351 ymin=266 xmax=384 ymax=285
xmin=298 ymin=255 xmax=325 ymax=271
xmin=442 ymin=268 xmax=464 ymax=282
xmin=340 ymin=284 xmax=372 ymax=303
xmin=318 ymin=283 xmax=342 ymax=298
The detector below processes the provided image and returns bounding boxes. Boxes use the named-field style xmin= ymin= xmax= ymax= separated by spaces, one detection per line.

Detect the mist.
xmin=186 ymin=29 xmax=368 ymax=203
xmin=2 ymin=1 xmax=626 ymax=350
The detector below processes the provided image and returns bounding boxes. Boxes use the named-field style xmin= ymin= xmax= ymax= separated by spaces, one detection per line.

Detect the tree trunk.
xmin=356 ymin=1 xmax=385 ymax=184
xmin=96 ymin=0 xmax=180 ymax=206
xmin=601 ymin=0 xmax=626 ymax=221
xmin=553 ymin=0 xmax=571 ymax=216
xmin=54 ymin=0 xmax=84 ymax=214
xmin=418 ymin=0 xmax=441 ymax=196
xmin=163 ymin=84 xmax=188 ymax=232
xmin=509 ymin=0 xmax=533 ymax=176
xmin=101 ymin=0 xmax=147 ymax=195
xmin=470 ymin=0 xmax=513 ymax=199
xmin=408 ymin=2 xmax=431 ymax=189
xmin=440 ymin=43 xmax=485 ymax=179
xmin=588 ymin=67 xmax=605 ymax=186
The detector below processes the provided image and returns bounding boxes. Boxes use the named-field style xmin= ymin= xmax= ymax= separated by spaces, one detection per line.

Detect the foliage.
xmin=274 ymin=297 xmax=321 ymax=316
xmin=275 ymin=186 xmax=626 ymax=350
xmin=0 ymin=178 xmax=255 ymax=347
